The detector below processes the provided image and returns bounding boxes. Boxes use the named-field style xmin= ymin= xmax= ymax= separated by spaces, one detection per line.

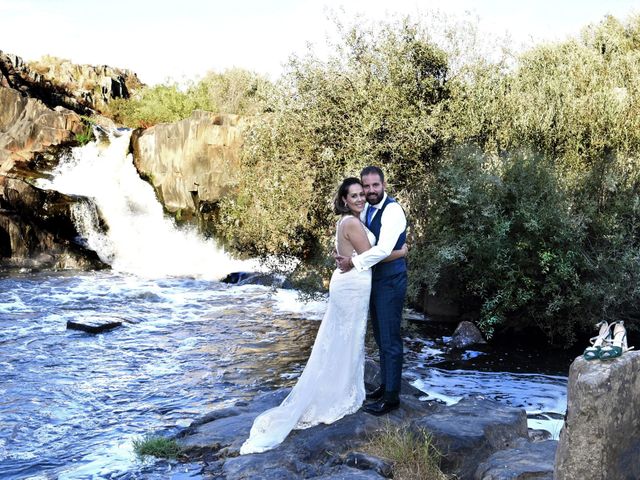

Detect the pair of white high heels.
xmin=583 ymin=321 xmax=634 ymax=360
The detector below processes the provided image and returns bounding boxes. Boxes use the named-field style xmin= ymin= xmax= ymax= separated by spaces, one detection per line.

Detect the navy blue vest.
xmin=367 ymin=196 xmax=407 ymax=280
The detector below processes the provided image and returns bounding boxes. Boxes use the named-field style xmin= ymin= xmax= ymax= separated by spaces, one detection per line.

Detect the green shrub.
xmin=216 ymin=16 xmax=449 ymax=259
xmin=107 ymin=69 xmax=271 ymax=128
xmin=132 ymin=435 xmax=183 ymax=459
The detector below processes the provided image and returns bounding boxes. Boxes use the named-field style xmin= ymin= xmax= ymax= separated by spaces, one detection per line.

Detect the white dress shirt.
xmin=352 ymin=192 xmax=407 ymax=272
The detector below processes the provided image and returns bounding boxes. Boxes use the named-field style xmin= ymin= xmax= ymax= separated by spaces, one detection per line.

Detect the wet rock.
xmin=307 ymin=466 xmax=386 ymax=479
xmin=0 ymin=177 xmax=107 ymax=270
xmin=474 ymin=438 xmax=556 ymax=479
xmin=222 ymin=271 xmax=292 ymax=288
xmin=344 ymin=452 xmax=393 ymax=478
xmin=554 ymin=351 xmax=640 ymax=480
xmin=528 ymin=428 xmax=552 ymax=442
xmin=131 ymin=111 xmax=244 ymax=230
xmin=410 ymin=396 xmax=528 ymax=480
xmin=66 ymin=316 xmax=123 ymax=333
xmin=174 ymin=360 xmax=543 ymax=480
xmin=450 ymin=320 xmax=487 ymax=349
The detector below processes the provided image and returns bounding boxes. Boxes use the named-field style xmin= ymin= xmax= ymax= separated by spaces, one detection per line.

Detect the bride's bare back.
xmin=336 ymin=215 xmax=372 ymax=257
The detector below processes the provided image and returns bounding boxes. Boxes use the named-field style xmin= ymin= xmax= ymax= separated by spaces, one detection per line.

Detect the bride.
xmin=240 ymin=177 xmax=407 ymax=455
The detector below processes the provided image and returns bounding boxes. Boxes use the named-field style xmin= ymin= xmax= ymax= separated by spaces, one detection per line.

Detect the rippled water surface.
xmin=0 ymin=272 xmax=324 ymax=479
xmin=0 ymin=271 xmax=570 ymax=479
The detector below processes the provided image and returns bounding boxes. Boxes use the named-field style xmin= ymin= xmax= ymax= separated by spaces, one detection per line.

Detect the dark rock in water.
xmin=222 ymin=271 xmax=292 ymax=289
xmin=344 ymin=452 xmax=393 ymax=478
xmin=474 ymin=438 xmax=557 ymax=480
xmin=528 ymin=428 xmax=552 ymax=442
xmin=66 ymin=317 xmax=122 ymax=333
xmin=410 ymin=396 xmax=528 ymax=480
xmin=450 ymin=320 xmax=486 ymax=349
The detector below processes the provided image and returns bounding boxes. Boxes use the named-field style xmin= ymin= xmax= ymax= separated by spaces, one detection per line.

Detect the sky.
xmin=1 ymin=0 xmax=638 ymax=85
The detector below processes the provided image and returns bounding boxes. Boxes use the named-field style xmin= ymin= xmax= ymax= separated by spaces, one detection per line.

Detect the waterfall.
xmin=38 ymin=128 xmax=259 ymax=279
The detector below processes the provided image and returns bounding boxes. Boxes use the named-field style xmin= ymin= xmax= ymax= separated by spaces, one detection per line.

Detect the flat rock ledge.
xmin=172 ymin=363 xmax=556 ymax=479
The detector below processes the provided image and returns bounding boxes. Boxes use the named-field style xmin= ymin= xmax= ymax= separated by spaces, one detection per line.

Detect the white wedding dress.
xmin=240 ymin=218 xmax=374 ymax=455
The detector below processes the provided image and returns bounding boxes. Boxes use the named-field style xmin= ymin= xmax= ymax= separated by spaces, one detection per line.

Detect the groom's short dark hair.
xmin=360 ymin=165 xmax=384 ymax=182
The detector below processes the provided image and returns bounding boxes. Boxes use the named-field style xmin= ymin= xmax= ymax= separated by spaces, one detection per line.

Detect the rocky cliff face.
xmin=131 ymin=111 xmax=244 ymax=231
xmin=0 ymin=50 xmax=142 ymax=114
xmin=1 ymin=51 xmax=243 ymax=270
xmin=0 ymin=52 xmax=120 ymax=270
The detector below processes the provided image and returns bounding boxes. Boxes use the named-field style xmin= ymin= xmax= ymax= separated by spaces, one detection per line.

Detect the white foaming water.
xmin=411 ymin=368 xmax=567 ymax=439
xmin=38 ymin=129 xmax=258 ymax=278
xmin=272 ymin=288 xmax=327 ymax=320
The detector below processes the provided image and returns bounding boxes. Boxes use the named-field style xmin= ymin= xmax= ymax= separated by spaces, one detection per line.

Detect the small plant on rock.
xmin=132 ymin=434 xmax=183 ymax=459
xmin=362 ymin=422 xmax=450 ymax=480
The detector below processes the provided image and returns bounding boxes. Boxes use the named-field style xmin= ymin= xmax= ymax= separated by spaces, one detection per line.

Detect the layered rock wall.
xmin=0 ymin=52 xmax=120 ymax=270
xmin=0 ymin=51 xmax=142 ymax=114
xmin=131 ymin=111 xmax=244 ymax=226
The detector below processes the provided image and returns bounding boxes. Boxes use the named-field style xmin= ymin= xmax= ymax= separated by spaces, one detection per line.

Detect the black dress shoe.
xmin=363 ymin=399 xmax=400 ymax=416
xmin=365 ymin=385 xmax=385 ymax=401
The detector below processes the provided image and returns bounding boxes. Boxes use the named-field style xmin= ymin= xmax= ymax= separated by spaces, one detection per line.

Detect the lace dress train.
xmin=240 ymin=265 xmax=372 ymax=454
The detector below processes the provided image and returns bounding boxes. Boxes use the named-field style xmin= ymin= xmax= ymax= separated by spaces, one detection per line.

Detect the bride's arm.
xmin=381 ymin=243 xmax=407 ymax=263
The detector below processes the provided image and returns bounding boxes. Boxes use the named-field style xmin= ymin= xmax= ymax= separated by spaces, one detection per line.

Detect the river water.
xmin=0 ymin=131 xmax=570 ymax=479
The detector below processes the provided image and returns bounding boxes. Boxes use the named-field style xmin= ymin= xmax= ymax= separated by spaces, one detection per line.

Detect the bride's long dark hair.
xmin=333 ymin=177 xmax=362 ymax=215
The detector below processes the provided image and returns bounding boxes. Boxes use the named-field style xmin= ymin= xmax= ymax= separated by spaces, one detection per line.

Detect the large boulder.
xmin=554 ymin=351 xmax=640 ymax=480
xmin=450 ymin=320 xmax=487 ymax=349
xmin=0 ymin=51 xmax=142 ymax=114
xmin=131 ymin=111 xmax=244 ymax=226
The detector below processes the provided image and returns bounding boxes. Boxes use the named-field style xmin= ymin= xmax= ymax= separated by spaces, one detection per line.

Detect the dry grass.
xmin=361 ymin=422 xmax=451 ymax=480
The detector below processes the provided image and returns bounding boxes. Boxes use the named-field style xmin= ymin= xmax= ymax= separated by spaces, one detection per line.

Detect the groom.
xmin=336 ymin=166 xmax=408 ymax=415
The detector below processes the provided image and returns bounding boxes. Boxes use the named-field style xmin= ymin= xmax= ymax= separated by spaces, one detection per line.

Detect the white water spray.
xmin=38 ymin=129 xmax=259 ymax=279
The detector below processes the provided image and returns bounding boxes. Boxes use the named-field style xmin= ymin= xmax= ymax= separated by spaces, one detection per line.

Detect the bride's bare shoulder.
xmin=340 ymin=216 xmax=363 ymax=228
xmin=340 ymin=216 xmax=366 ymax=235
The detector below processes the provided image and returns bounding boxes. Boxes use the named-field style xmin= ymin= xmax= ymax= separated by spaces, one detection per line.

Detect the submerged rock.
xmin=222 ymin=271 xmax=292 ymax=289
xmin=554 ymin=351 xmax=640 ymax=480
xmin=66 ymin=317 xmax=123 ymax=333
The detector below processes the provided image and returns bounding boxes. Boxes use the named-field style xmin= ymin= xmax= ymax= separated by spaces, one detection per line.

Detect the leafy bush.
xmin=107 ymin=68 xmax=270 ymax=128
xmin=216 ymin=17 xmax=449 ymax=261
xmin=215 ymin=13 xmax=640 ymax=344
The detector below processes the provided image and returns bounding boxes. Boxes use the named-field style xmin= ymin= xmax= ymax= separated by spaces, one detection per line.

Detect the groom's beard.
xmin=367 ymin=192 xmax=383 ymax=205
